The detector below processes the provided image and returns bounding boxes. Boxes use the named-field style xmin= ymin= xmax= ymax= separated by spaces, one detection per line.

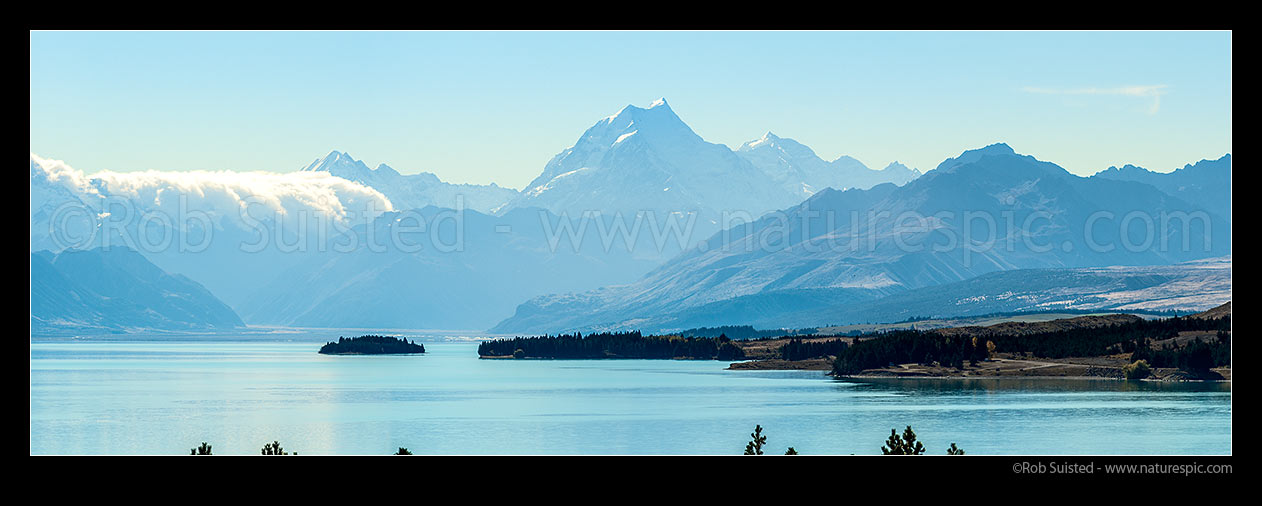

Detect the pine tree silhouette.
xmin=743 ymin=425 xmax=767 ymax=455
xmin=881 ymin=426 xmax=926 ymax=455
xmin=261 ymin=440 xmax=290 ymax=455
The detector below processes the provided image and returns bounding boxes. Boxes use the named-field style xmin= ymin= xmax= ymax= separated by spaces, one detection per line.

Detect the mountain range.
xmin=300 ymin=150 xmax=519 ymax=214
xmin=29 ymin=99 xmax=1231 ymax=335
xmin=736 ymin=131 xmax=920 ymax=199
xmin=497 ymin=99 xmax=920 ymax=241
xmin=30 ymin=99 xmax=929 ymax=333
xmin=491 ymin=143 xmax=1230 ymax=334
xmin=500 ymin=257 xmax=1231 ymax=333
xmin=1091 ymin=154 xmax=1232 ymax=224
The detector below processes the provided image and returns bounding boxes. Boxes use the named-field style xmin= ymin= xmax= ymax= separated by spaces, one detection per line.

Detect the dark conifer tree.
xmin=881 ymin=426 xmax=925 ymax=455
xmin=744 ymin=425 xmax=767 ymax=455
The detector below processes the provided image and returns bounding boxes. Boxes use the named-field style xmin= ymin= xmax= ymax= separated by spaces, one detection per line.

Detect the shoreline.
xmin=727 ymin=358 xmax=831 ymax=370
xmin=319 ymin=352 xmax=426 ymax=356
xmin=725 ymin=357 xmax=1231 ymax=383
xmin=832 ymin=372 xmax=1232 ymax=383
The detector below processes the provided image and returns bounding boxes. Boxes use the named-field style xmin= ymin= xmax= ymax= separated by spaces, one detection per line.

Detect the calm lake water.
xmin=30 ymin=338 xmax=1231 ymax=455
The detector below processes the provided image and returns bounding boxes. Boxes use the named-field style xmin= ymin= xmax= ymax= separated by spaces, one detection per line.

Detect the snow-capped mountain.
xmin=300 ymin=150 xmax=519 ymax=214
xmin=30 ymin=157 xmax=94 ymax=252
xmin=499 ymin=100 xmax=923 ymax=249
xmin=502 ymin=100 xmax=839 ymax=243
xmin=735 ymin=131 xmax=921 ymax=199
xmin=491 ymin=144 xmax=1231 ymax=334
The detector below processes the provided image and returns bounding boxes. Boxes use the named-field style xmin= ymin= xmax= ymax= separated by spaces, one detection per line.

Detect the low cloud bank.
xmin=31 ymin=153 xmax=395 ymax=236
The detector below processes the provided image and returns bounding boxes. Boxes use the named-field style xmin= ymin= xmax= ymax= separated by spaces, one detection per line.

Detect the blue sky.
xmin=30 ymin=31 xmax=1231 ymax=189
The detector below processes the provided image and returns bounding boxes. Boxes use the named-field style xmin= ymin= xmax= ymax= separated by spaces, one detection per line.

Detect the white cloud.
xmin=30 ymin=153 xmax=395 ymax=230
xmin=1022 ymin=85 xmax=1169 ymax=114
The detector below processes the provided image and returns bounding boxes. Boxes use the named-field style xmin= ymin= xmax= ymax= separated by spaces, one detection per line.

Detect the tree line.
xmin=780 ymin=338 xmax=850 ymax=361
xmin=678 ymin=325 xmax=809 ymax=340
xmin=477 ymin=331 xmax=745 ymax=360
xmin=831 ymin=331 xmax=992 ymax=375
xmin=829 ymin=314 xmax=1229 ymax=376
xmin=1128 ymin=331 xmax=1230 ymax=370
xmin=986 ymin=315 xmax=1230 ymax=359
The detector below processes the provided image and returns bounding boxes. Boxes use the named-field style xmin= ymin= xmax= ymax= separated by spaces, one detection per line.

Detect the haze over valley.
xmin=29 ymin=99 xmax=1231 ymax=335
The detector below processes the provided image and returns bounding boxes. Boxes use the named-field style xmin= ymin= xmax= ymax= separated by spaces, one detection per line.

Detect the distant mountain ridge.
xmin=1091 ymin=154 xmax=1231 ymax=223
xmin=31 ymin=247 xmax=244 ymax=334
xmin=492 ymin=144 xmax=1230 ymax=334
xmin=29 ymin=101 xmax=1230 ymax=336
xmin=493 ymin=256 xmax=1231 ymax=335
xmin=735 ymin=131 xmax=921 ymax=199
xmin=301 ymin=150 xmax=519 ymax=214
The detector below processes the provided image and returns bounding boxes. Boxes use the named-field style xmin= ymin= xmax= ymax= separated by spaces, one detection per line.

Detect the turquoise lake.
xmin=30 ymin=338 xmax=1232 ymax=455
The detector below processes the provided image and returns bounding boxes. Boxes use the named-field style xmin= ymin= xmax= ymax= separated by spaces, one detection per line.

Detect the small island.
xmin=319 ymin=335 xmax=426 ymax=355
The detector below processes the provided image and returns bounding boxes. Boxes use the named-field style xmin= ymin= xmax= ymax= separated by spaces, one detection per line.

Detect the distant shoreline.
xmin=726 ymin=356 xmax=1231 ymax=383
xmin=321 ymin=352 xmax=427 ymax=356
xmin=833 ymin=370 xmax=1232 ymax=383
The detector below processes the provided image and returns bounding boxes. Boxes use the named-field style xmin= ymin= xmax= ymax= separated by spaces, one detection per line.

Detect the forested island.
xmin=477 ymin=331 xmax=745 ymax=360
xmin=319 ymin=335 xmax=426 ymax=355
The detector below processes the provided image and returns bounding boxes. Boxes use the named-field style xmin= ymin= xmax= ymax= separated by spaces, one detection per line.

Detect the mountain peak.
xmin=958 ymin=143 xmax=1016 ymax=158
xmin=635 ymin=98 xmax=679 ymax=119
xmin=980 ymin=142 xmax=1016 ymax=155
xmin=323 ymin=149 xmax=353 ymax=164
xmin=737 ymin=132 xmax=826 ymax=165
xmin=881 ymin=161 xmax=922 ymax=178
xmin=737 ymin=131 xmax=792 ymax=153
xmin=374 ymin=163 xmax=401 ymax=177
xmin=604 ymin=99 xmax=681 ymax=127
xmin=935 ymin=142 xmax=1021 ymax=171
xmin=588 ymin=99 xmax=698 ymax=149
xmin=302 ymin=150 xmax=374 ymax=175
